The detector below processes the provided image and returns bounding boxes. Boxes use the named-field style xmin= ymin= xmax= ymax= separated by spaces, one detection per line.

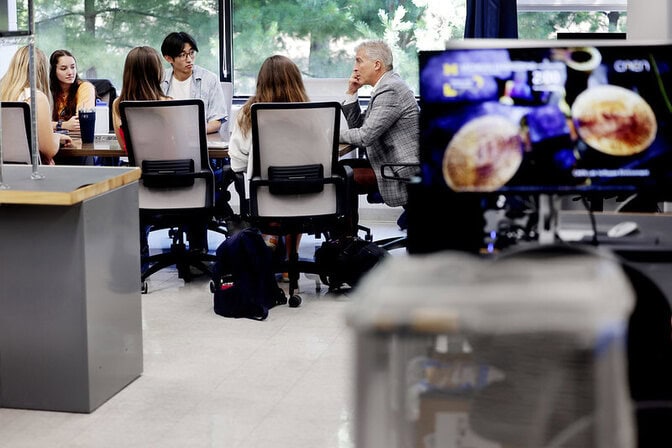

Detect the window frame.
xmin=218 ymin=0 xmax=232 ymax=83
xmin=517 ymin=0 xmax=626 ymax=12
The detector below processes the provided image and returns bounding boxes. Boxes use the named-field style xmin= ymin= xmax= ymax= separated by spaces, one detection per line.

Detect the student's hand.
xmin=63 ymin=116 xmax=80 ymax=132
xmin=347 ymin=71 xmax=362 ymax=95
xmin=59 ymin=134 xmax=73 ymax=147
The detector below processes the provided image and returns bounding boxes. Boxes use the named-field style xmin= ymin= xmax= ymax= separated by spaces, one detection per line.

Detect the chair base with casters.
xmin=140 ymin=211 xmax=227 ymax=294
xmin=254 ymin=223 xmax=348 ymax=307
xmin=141 ymin=227 xmax=217 ymax=294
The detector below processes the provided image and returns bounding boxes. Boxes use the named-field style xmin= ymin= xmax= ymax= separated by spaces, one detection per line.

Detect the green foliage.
xmin=23 ymin=0 xmax=626 ymax=97
xmin=33 ymin=0 xmax=219 ymax=90
xmin=232 ymin=0 xmax=427 ymax=93
xmin=518 ymin=11 xmax=626 ymax=39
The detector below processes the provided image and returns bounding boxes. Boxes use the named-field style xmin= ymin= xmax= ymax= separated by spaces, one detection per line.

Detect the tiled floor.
xmin=0 ymin=220 xmax=405 ymax=448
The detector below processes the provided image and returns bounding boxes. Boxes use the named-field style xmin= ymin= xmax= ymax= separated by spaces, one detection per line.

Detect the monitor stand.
xmin=538 ymin=194 xmax=560 ymax=245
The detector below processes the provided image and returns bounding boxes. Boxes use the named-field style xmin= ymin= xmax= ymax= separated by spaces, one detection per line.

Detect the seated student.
xmin=161 ymin=32 xmax=233 ymax=251
xmin=112 ymin=46 xmax=172 ymax=270
xmin=160 ymin=31 xmax=228 ymax=134
xmin=0 ymin=45 xmax=72 ymax=164
xmin=112 ymin=46 xmax=223 ymax=264
xmin=49 ymin=49 xmax=96 ymax=135
xmin=50 ymin=50 xmax=97 ymax=165
xmin=228 ymin=55 xmax=308 ymax=282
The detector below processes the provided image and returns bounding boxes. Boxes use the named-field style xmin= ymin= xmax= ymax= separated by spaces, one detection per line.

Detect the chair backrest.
xmin=87 ymin=78 xmax=117 ymax=105
xmin=1 ymin=101 xmax=32 ymax=164
xmin=249 ymin=101 xmax=341 ymax=218
xmin=120 ymin=99 xmax=214 ymax=210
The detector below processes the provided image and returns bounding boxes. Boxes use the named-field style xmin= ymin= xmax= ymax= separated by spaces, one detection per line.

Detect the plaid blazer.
xmin=340 ymin=71 xmax=419 ymax=207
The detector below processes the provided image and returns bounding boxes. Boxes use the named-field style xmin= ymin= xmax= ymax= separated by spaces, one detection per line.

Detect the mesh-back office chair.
xmin=1 ymin=101 xmax=32 ymax=164
xmin=242 ymin=101 xmax=353 ymax=305
xmin=120 ymin=99 xmax=226 ymax=293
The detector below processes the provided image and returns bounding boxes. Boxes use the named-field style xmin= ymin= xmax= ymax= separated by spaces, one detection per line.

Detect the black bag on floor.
xmin=315 ymin=236 xmax=387 ymax=291
xmin=212 ymin=227 xmax=287 ymax=320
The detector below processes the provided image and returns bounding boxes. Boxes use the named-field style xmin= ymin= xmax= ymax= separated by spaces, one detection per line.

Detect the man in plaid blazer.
xmin=340 ymin=40 xmax=420 ymax=209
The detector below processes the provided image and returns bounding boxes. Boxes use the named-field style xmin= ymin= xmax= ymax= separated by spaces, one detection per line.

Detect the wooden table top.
xmin=57 ymin=134 xmax=354 ymax=160
xmin=58 ymin=133 xmax=232 ymax=159
xmin=0 ymin=165 xmax=141 ymax=206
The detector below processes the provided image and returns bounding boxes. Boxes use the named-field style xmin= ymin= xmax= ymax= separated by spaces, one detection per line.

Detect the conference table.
xmin=57 ymin=133 xmax=230 ymax=159
xmin=57 ymin=133 xmax=354 ymax=160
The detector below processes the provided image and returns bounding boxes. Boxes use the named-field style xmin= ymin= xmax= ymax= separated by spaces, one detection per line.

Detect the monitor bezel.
xmin=418 ymin=39 xmax=672 ymax=201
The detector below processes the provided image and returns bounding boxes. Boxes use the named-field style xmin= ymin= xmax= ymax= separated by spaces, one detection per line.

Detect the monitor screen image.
xmin=418 ymin=41 xmax=672 ymax=198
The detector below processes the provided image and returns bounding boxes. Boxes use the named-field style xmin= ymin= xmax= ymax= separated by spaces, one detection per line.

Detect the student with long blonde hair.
xmin=0 ymin=45 xmax=72 ymax=164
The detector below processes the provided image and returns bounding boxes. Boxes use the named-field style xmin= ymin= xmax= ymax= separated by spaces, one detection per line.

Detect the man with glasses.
xmin=160 ymin=31 xmax=232 ymax=257
xmin=160 ymin=31 xmax=228 ymax=134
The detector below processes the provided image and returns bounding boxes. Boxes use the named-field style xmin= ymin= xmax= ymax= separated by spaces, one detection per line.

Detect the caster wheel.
xmin=288 ymin=294 xmax=302 ymax=308
xmin=141 ymin=281 xmax=148 ymax=294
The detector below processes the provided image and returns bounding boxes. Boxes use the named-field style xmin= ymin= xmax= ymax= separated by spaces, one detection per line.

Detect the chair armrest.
xmin=338 ymin=165 xmax=355 ymax=217
xmin=380 ymin=163 xmax=421 ymax=183
xmin=233 ymin=172 xmax=249 ymax=217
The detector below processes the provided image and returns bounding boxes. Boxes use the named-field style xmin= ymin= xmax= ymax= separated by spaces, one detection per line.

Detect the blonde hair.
xmin=237 ymin=55 xmax=308 ymax=136
xmin=0 ymin=46 xmax=51 ymax=104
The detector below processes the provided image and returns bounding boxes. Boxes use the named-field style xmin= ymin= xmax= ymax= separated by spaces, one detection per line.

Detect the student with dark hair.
xmin=111 ymin=46 xmax=173 ymax=273
xmin=160 ymin=31 xmax=228 ymax=134
xmin=111 ymin=46 xmax=170 ymax=151
xmin=49 ymin=49 xmax=96 ymax=134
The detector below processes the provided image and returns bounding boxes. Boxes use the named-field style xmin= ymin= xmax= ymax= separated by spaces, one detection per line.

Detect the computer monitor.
xmin=557 ymin=32 xmax=626 ymax=40
xmin=418 ymin=40 xmax=672 ymax=201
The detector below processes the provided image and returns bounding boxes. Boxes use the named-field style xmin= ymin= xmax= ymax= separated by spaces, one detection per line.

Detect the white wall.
xmin=627 ymin=0 xmax=672 ymax=40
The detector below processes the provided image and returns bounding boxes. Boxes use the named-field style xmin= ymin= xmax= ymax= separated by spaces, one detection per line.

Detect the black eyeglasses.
xmin=176 ymin=50 xmax=196 ymax=60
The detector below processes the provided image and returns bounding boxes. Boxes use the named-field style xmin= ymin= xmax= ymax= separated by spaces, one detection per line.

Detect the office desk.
xmin=0 ymin=165 xmax=143 ymax=413
xmin=59 ymin=133 xmax=232 ymax=159
xmin=57 ymin=135 xmax=351 ymax=162
xmin=558 ymin=211 xmax=672 ymax=307
xmin=58 ymin=134 xmax=126 ymax=158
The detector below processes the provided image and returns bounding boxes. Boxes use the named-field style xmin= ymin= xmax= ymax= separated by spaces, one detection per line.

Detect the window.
xmin=229 ymin=0 xmax=627 ymax=96
xmin=230 ymin=0 xmax=467 ymax=96
xmin=1 ymin=1 xmax=628 ymax=98
xmin=31 ymin=0 xmax=221 ymax=92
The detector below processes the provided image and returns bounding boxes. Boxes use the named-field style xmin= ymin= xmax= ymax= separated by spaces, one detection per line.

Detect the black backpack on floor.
xmin=212 ymin=228 xmax=287 ymax=320
xmin=315 ymin=236 xmax=387 ymax=291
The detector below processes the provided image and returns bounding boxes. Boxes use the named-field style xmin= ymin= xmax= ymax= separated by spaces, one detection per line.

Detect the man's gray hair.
xmin=356 ymin=40 xmax=393 ymax=71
